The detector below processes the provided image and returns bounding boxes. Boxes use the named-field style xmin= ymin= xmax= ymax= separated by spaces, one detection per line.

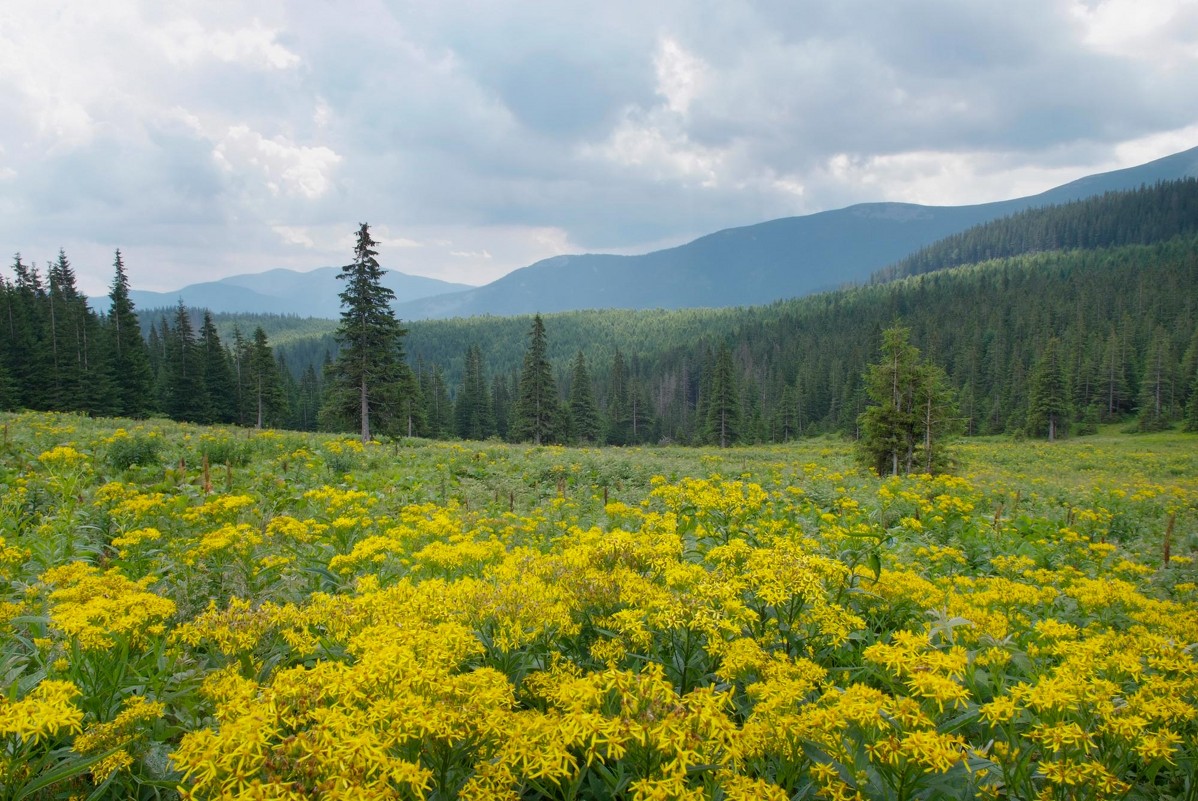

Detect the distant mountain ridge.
xmin=108 ymin=146 xmax=1198 ymax=320
xmin=100 ymin=267 xmax=473 ymax=318
xmin=394 ymin=145 xmax=1198 ymax=319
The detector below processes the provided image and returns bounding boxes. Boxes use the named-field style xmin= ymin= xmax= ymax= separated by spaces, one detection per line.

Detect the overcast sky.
xmin=3 ymin=1 xmax=1198 ymax=295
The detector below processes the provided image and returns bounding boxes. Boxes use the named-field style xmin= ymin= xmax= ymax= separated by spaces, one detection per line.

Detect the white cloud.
xmin=213 ymin=126 xmax=341 ymax=199
xmin=654 ymin=37 xmax=707 ymax=114
xmin=1069 ymin=0 xmax=1198 ymax=65
xmin=158 ymin=18 xmax=301 ymax=70
xmin=586 ymin=114 xmax=726 ymax=186
xmin=273 ymin=225 xmax=315 ymax=248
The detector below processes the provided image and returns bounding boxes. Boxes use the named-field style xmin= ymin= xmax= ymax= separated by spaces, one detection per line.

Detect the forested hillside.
xmin=4 ymin=185 xmax=1198 ymax=446
xmin=876 ymin=178 xmax=1198 ymax=282
xmin=390 ymin=237 xmax=1197 ymax=442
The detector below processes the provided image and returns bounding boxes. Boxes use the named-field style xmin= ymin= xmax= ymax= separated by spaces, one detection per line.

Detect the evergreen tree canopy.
xmin=322 ymin=223 xmax=415 ymax=442
xmin=107 ymin=249 xmax=155 ymax=417
xmin=704 ymin=344 xmax=740 ymax=448
xmin=858 ymin=325 xmax=957 ymax=475
xmin=513 ymin=314 xmax=557 ymax=445
xmin=567 ymin=350 xmax=600 ymax=444
xmin=1028 ymin=337 xmax=1070 ymax=440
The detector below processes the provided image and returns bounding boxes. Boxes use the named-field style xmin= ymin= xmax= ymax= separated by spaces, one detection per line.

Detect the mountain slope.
xmin=110 ymin=267 xmax=472 ymax=318
xmin=395 ymin=145 xmax=1198 ymax=319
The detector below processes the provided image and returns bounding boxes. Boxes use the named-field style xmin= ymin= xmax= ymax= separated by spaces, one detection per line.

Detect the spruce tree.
xmin=605 ymin=350 xmax=631 ymax=445
xmin=704 ymin=343 xmax=740 ymax=447
xmin=567 ymin=351 xmax=600 ymax=444
xmin=294 ymin=363 xmax=323 ymax=431
xmin=421 ymin=364 xmax=453 ymax=439
xmin=162 ymin=302 xmax=206 ymax=422
xmin=7 ymin=256 xmax=53 ymax=409
xmin=513 ymin=314 xmax=557 ymax=444
xmin=1137 ymin=327 xmax=1175 ymax=431
xmin=322 ymin=223 xmax=415 ymax=442
xmin=107 ymin=249 xmax=155 ymax=417
xmin=199 ymin=311 xmax=237 ymax=424
xmin=1028 ymin=337 xmax=1070 ymax=440
xmin=455 ymin=344 xmax=494 ymax=440
xmin=858 ymin=325 xmax=956 ymax=474
xmin=246 ymin=327 xmax=285 ymax=429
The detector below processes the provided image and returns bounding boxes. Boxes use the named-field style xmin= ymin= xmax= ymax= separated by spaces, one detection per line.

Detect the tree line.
xmin=0 ymin=250 xmax=304 ymax=430
xmin=875 ymin=178 xmax=1198 ymax=282
xmin=4 ymin=190 xmax=1198 ymax=447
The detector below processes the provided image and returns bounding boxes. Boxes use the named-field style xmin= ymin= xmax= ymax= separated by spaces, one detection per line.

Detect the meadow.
xmin=1 ymin=411 xmax=1196 ymax=800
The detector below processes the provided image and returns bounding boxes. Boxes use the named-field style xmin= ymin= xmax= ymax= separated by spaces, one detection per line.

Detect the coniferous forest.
xmin=3 ymin=181 xmax=1198 ymax=447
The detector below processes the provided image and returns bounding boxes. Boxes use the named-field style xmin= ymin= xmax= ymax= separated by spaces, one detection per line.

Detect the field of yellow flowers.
xmin=1 ymin=411 xmax=1196 ymax=800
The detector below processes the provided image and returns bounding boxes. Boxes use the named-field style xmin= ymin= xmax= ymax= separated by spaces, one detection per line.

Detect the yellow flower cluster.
xmin=40 ymin=562 xmax=176 ymax=650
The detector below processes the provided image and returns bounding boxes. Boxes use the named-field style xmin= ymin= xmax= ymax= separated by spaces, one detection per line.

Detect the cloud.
xmin=157 ymin=18 xmax=302 ymax=70
xmin=2 ymin=0 xmax=1198 ymax=297
xmin=213 ymin=125 xmax=341 ymax=199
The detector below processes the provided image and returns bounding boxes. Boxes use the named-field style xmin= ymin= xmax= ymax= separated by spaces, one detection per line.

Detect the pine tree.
xmin=46 ymin=251 xmax=89 ymax=411
xmin=858 ymin=325 xmax=956 ymax=474
xmin=704 ymin=343 xmax=740 ymax=448
xmin=421 ymin=364 xmax=453 ymax=439
xmin=1099 ymin=329 xmax=1130 ymax=421
xmin=1028 ymin=337 xmax=1070 ymax=441
xmin=567 ymin=351 xmax=600 ymax=444
xmin=162 ymin=302 xmax=206 ymax=422
xmin=199 ymin=311 xmax=237 ymax=424
xmin=605 ymin=350 xmax=631 ymax=445
xmin=455 ymin=344 xmax=494 ymax=440
xmin=5 ymin=255 xmax=51 ymax=409
xmin=293 ymin=363 xmax=322 ymax=431
xmin=1137 ymin=327 xmax=1175 ymax=431
xmin=1185 ymin=362 xmax=1198 ymax=433
xmin=491 ymin=373 xmax=513 ymax=440
xmin=107 ymin=249 xmax=155 ymax=417
xmin=513 ymin=314 xmax=557 ymax=444
xmin=245 ymin=327 xmax=286 ymax=429
xmin=322 ymin=223 xmax=415 ymax=442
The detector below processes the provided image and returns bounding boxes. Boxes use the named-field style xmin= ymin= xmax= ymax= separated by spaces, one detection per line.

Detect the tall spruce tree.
xmin=513 ymin=314 xmax=557 ymax=444
xmin=6 ymin=256 xmax=51 ymax=409
xmin=1028 ymin=337 xmax=1070 ymax=440
xmin=420 ymin=363 xmax=453 ymax=439
xmin=293 ymin=363 xmax=323 ymax=431
xmin=858 ymin=325 xmax=956 ymax=475
xmin=455 ymin=344 xmax=494 ymax=440
xmin=107 ymin=249 xmax=154 ymax=416
xmin=199 ymin=311 xmax=236 ymax=424
xmin=704 ymin=343 xmax=740 ymax=447
xmin=1137 ymin=327 xmax=1175 ymax=431
xmin=162 ymin=302 xmax=206 ymax=421
xmin=322 ymin=223 xmax=415 ymax=442
xmin=605 ymin=350 xmax=632 ymax=445
xmin=245 ymin=327 xmax=286 ymax=429
xmin=567 ymin=351 xmax=600 ymax=444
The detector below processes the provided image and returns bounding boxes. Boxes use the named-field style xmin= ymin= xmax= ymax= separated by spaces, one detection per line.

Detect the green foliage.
xmin=703 ymin=344 xmax=740 ymax=447
xmin=454 ymin=344 xmax=494 ymax=440
xmin=858 ymin=325 xmax=957 ymax=475
xmin=878 ymin=178 xmax=1198 ymax=281
xmin=1027 ymin=336 xmax=1070 ymax=440
xmin=513 ymin=314 xmax=558 ymax=444
xmin=567 ymin=351 xmax=600 ymax=444
xmin=106 ymin=249 xmax=155 ymax=418
xmin=321 ymin=223 xmax=419 ymax=442
xmin=105 ymin=430 xmax=164 ymax=469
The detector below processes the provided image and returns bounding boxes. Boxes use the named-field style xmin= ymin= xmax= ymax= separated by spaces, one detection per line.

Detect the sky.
xmin=2 ymin=1 xmax=1198 ymax=296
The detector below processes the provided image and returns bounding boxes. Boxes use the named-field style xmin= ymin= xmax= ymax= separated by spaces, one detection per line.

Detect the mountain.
xmin=98 ymin=267 xmax=473 ymax=318
xmin=395 ymin=145 xmax=1198 ymax=319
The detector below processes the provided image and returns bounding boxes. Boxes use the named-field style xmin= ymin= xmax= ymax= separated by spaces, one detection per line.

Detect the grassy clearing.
xmin=1 ymin=411 xmax=1196 ymax=800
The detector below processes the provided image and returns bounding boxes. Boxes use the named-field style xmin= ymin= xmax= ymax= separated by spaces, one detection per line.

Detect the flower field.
xmin=1 ymin=411 xmax=1197 ymax=800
